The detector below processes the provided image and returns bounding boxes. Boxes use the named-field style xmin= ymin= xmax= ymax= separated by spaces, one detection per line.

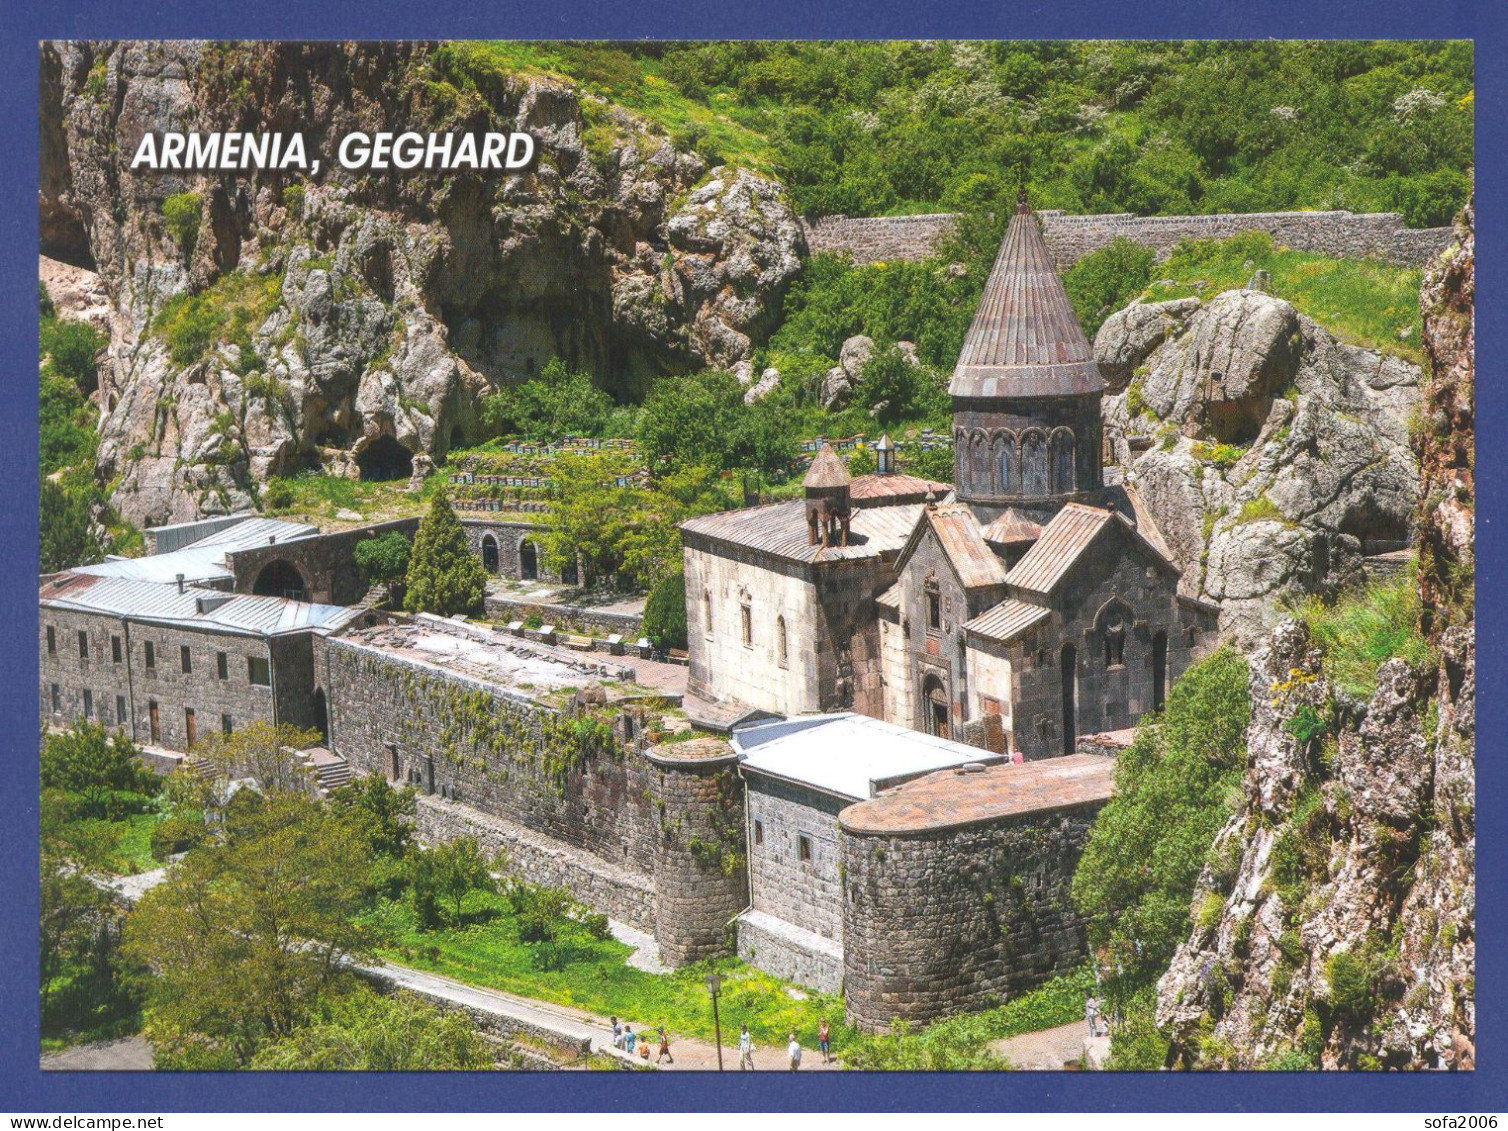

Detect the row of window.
xmin=44 ymin=626 xmax=271 ymax=685
xmin=751 ymin=819 xmax=813 ymax=863
xmin=957 ymin=426 xmax=1078 ymax=496
xmin=703 ymin=593 xmax=792 ymax=668
xmin=47 ymin=682 xmax=235 ymax=746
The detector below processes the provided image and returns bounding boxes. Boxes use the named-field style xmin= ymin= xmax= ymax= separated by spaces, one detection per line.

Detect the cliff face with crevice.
xmin=1153 ymin=197 xmax=1473 ymax=1071
xmin=41 ymin=41 xmax=804 ymax=525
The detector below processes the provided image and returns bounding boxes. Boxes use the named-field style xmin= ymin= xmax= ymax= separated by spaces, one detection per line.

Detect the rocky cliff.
xmin=1099 ymin=288 xmax=1422 ymax=643
xmin=1153 ymin=199 xmax=1474 ymax=1071
xmin=41 ymin=41 xmax=804 ymax=525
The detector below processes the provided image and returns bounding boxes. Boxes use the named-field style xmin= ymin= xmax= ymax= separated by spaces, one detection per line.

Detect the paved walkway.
xmin=365 ymin=960 xmax=839 ymax=1071
xmin=991 ymin=1020 xmax=1097 ymax=1069
xmin=41 ymin=1037 xmax=153 ymax=1071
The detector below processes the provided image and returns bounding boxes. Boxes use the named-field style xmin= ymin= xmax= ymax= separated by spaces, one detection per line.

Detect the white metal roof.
xmin=40 ymin=573 xmax=355 ymax=637
xmin=71 ymin=518 xmax=318 ymax=586
xmin=732 ymin=712 xmax=1001 ymax=802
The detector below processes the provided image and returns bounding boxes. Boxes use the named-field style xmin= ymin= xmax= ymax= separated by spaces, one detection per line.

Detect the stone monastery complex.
xmin=40 ymin=201 xmax=1214 ymax=1030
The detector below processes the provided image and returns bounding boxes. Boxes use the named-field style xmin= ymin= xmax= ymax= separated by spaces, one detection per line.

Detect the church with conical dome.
xmin=681 ymin=198 xmax=1217 ymax=759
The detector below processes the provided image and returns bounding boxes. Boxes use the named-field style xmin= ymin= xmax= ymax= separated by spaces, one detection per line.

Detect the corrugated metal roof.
xmin=803 ymin=444 xmax=851 ymax=489
xmin=950 ymin=200 xmax=1104 ymax=400
xmin=40 ymin=572 xmax=354 ymax=636
xmin=929 ymin=505 xmax=1010 ymax=589
xmin=1005 ymin=503 xmax=1114 ymax=594
xmin=963 ymin=598 xmax=1051 ymax=644
xmin=733 ymin=712 xmax=1000 ymax=802
xmin=682 ymin=500 xmax=923 ymax=565
xmin=71 ymin=518 xmax=317 ymax=586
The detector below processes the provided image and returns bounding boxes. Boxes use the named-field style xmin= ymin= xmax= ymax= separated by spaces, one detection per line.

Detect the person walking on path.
xmin=818 ymin=1018 xmax=831 ymax=1064
xmin=738 ymin=1024 xmax=755 ymax=1071
xmin=624 ymin=1024 xmax=637 ymax=1055
xmin=1085 ymin=995 xmax=1102 ymax=1039
xmin=610 ymin=1016 xmax=623 ymax=1050
xmin=657 ymin=1025 xmax=674 ymax=1065
xmin=787 ymin=1032 xmax=802 ymax=1072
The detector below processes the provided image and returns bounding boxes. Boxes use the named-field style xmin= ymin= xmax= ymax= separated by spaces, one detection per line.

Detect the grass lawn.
xmin=362 ymin=891 xmax=846 ymax=1050
xmin=1142 ymin=237 xmax=1423 ymax=363
xmin=70 ymin=812 xmax=162 ymax=875
xmin=363 ymin=888 xmax=1091 ymax=1067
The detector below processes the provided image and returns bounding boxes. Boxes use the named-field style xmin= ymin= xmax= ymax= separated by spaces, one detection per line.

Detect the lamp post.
xmin=705 ymin=970 xmax=724 ymax=1071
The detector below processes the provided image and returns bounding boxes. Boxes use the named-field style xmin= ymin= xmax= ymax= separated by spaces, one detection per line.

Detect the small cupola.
xmin=875 ymin=434 xmax=896 ymax=476
xmin=804 ymin=443 xmax=852 ymax=548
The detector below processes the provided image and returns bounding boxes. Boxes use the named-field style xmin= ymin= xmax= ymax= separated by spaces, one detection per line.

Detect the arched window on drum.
xmin=1050 ymin=429 xmax=1076 ymax=494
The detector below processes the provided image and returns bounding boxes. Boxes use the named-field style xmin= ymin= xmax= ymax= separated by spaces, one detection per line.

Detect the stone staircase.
xmin=305 ymin=747 xmax=353 ymax=794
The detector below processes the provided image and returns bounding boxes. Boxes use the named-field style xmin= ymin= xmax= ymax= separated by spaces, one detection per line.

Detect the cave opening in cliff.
xmin=356 ymin=435 xmax=414 ymax=481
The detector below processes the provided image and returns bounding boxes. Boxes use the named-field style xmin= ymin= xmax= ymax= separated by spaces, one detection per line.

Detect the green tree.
xmin=40 ymin=478 xmax=104 ymax=574
xmin=249 ymin=987 xmax=494 ymax=1070
xmin=1071 ymin=647 xmax=1250 ymax=993
xmin=328 ymin=775 xmax=417 ymax=860
xmin=41 ymin=722 xmax=157 ymax=820
xmin=352 ymin=530 xmax=412 ymax=604
xmin=404 ymin=494 xmax=488 ymax=615
xmin=636 ymin=370 xmax=769 ymax=475
xmin=642 ymin=571 xmax=688 ymax=650
xmin=1063 ymin=237 xmax=1158 ymax=338
xmin=161 ymin=192 xmax=202 ymax=258
xmin=478 ymin=359 xmax=616 ymax=440
xmin=122 ymin=791 xmax=372 ymax=1068
xmin=196 ymin=721 xmax=322 ymax=797
xmin=851 ymin=344 xmax=950 ymax=426
xmin=410 ymin=837 xmax=497 ymax=926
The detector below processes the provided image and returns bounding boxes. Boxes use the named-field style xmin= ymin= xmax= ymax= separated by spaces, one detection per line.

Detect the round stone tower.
xmin=950 ymin=192 xmax=1103 ymax=518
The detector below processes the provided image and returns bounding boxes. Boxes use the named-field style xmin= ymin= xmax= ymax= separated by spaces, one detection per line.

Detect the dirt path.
xmin=990 ymin=1020 xmax=1095 ymax=1069
xmin=41 ymin=1037 xmax=154 ymax=1071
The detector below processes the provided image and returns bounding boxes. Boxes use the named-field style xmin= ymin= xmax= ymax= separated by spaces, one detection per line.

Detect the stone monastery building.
xmin=684 ymin=197 xmax=1219 ymax=759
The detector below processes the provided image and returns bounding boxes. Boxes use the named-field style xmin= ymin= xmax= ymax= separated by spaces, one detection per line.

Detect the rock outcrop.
xmin=1100 ymin=289 xmax=1422 ymax=643
xmin=41 ymin=41 xmax=806 ymax=524
xmin=1153 ymin=198 xmax=1473 ymax=1072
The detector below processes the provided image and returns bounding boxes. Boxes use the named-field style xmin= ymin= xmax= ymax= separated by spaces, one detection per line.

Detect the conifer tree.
xmin=403 ymin=494 xmax=487 ymax=616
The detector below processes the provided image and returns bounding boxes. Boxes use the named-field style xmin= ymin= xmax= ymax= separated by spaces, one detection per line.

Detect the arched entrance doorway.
xmin=922 ymin=673 xmax=950 ymax=740
xmin=1060 ymin=644 xmax=1077 ymax=755
xmin=312 ymin=688 xmax=328 ymax=741
xmin=253 ymin=559 xmax=307 ymax=602
xmin=481 ymin=534 xmax=499 ymax=574
xmin=355 ymin=434 xmax=414 ymax=481
xmin=520 ymin=540 xmax=538 ymax=581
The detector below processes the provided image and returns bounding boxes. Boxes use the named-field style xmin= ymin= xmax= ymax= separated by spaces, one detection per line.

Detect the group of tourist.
xmin=606 ymin=1017 xmax=836 ymax=1070
xmin=609 ymin=1017 xmax=674 ymax=1065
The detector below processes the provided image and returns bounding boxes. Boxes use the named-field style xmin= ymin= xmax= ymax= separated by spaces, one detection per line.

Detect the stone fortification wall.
xmin=804 ymin=210 xmax=1453 ymax=269
xmin=644 ymin=740 xmax=748 ymax=966
xmin=839 ymin=802 xmax=1103 ymax=1032
xmin=322 ymin=636 xmax=656 ymax=883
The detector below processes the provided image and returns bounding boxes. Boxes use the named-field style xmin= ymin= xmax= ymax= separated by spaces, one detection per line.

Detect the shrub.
xmin=150 ymin=814 xmax=208 ymax=862
xmin=41 ymin=318 xmax=108 ymax=389
xmin=1063 ymin=237 xmax=1157 ymax=338
xmin=353 ymin=531 xmax=412 ymax=586
xmin=41 ymin=723 xmax=157 ymax=819
xmin=161 ymin=192 xmax=202 ymax=257
xmin=642 ymin=572 xmax=688 ymax=650
xmin=260 ymin=478 xmax=295 ymax=512
xmin=1286 ymin=571 xmax=1429 ymax=698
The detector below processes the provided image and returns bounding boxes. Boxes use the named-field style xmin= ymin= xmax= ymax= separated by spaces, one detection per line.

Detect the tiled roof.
xmin=928 ymin=504 xmax=1010 ymax=589
xmin=681 ymin=500 xmax=923 ymax=565
xmin=963 ymin=597 xmax=1051 ymax=644
xmin=839 ymin=754 xmax=1115 ymax=835
xmin=950 ymin=201 xmax=1104 ymax=400
xmin=803 ymin=443 xmax=851 ymax=489
xmin=979 ymin=507 xmax=1043 ymax=546
xmin=848 ymin=472 xmax=951 ymax=504
xmin=39 ymin=572 xmax=356 ymax=636
xmin=1005 ymin=503 xmax=1114 ymax=595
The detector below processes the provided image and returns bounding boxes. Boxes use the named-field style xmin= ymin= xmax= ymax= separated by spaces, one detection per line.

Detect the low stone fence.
xmin=483 ymin=595 xmax=645 ymax=640
xmin=735 ymin=909 xmax=843 ymax=995
xmin=803 ymin=209 xmax=1454 ymax=269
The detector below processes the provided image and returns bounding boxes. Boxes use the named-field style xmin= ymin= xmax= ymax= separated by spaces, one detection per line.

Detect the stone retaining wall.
xmin=415 ymin=795 xmax=657 ymax=933
xmin=735 ymin=909 xmax=844 ymax=995
xmin=483 ymin=595 xmax=644 ymax=639
xmin=803 ymin=210 xmax=1453 ymax=269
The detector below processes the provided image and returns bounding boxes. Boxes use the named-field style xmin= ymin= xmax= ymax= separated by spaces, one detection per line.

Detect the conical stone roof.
xmin=949 ymin=196 xmax=1104 ymax=400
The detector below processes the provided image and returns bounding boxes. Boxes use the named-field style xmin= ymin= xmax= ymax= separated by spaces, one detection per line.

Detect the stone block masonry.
xmin=803 ymin=210 xmax=1454 ymax=269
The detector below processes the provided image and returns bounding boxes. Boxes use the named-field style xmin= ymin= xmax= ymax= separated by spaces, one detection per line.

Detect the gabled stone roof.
xmin=894 ymin=503 xmax=1010 ymax=591
xmin=1005 ymin=503 xmax=1115 ymax=595
xmin=963 ymin=597 xmax=1052 ymax=645
xmin=950 ymin=199 xmax=1104 ymax=400
xmin=979 ymin=507 xmax=1044 ymax=547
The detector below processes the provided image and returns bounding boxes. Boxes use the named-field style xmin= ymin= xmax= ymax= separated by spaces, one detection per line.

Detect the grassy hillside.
xmin=435 ymin=40 xmax=1472 ymax=226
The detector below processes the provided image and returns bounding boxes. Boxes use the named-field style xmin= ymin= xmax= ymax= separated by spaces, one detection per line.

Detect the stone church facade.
xmin=684 ymin=197 xmax=1219 ymax=758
